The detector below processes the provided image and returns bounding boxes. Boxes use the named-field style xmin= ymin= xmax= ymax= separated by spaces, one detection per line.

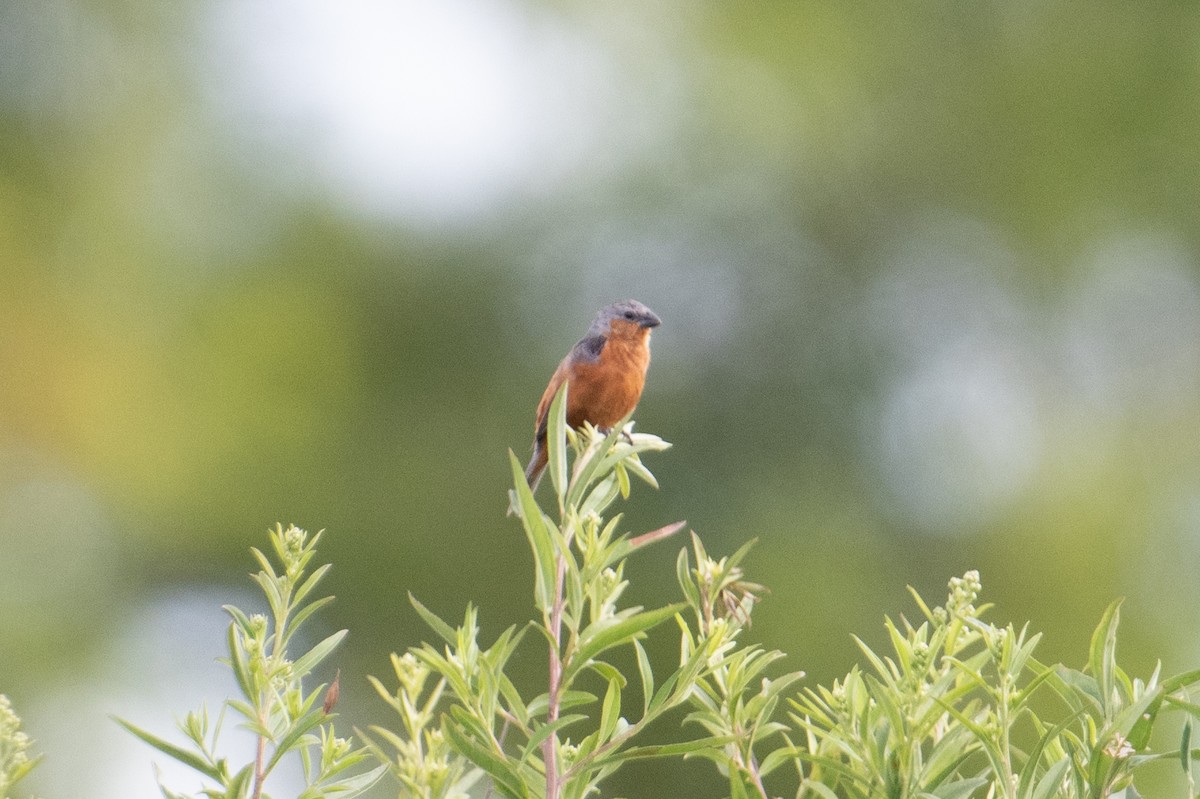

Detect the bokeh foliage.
xmin=2 ymin=1 xmax=1200 ymax=796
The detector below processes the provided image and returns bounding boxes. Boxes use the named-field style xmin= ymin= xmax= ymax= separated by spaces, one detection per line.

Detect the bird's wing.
xmin=533 ymin=333 xmax=607 ymax=442
xmin=572 ymin=333 xmax=607 ymax=364
xmin=534 ymin=369 xmax=562 ymax=441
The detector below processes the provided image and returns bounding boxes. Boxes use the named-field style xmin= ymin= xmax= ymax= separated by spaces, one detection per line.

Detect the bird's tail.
xmin=524 ymin=441 xmax=548 ymax=493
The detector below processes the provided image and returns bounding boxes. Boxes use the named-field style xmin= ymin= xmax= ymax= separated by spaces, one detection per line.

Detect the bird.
xmin=525 ymin=299 xmax=661 ymax=491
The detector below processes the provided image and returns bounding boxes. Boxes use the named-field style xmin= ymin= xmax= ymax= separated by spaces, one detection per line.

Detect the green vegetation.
xmin=117 ymin=392 xmax=1200 ymax=798
xmin=0 ymin=694 xmax=40 ymax=799
xmin=118 ymin=524 xmax=385 ymax=799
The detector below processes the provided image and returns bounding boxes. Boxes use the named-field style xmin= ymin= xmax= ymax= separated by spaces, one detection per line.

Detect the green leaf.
xmin=291 ymin=563 xmax=332 ymax=608
xmin=115 ymin=717 xmax=224 ymax=781
xmin=599 ymin=676 xmax=622 ymax=743
xmin=614 ymin=462 xmax=631 ymax=499
xmin=1051 ymin=665 xmax=1102 ymax=710
xmin=1182 ymin=719 xmax=1192 ymax=774
xmin=264 ymin=708 xmax=327 ymax=772
xmin=224 ymin=622 xmax=254 ymax=700
xmin=566 ymin=424 xmax=628 ymax=508
xmin=580 ymin=473 xmax=622 ymax=519
xmin=623 ymin=455 xmax=658 ymax=488
xmin=223 ymin=604 xmax=256 ymax=636
xmin=286 ymin=595 xmax=336 ymax=640
xmin=598 ymin=734 xmax=737 ymax=764
xmin=227 ymin=763 xmax=255 ymax=799
xmin=568 ymin=604 xmax=686 ymax=682
xmin=291 ymin=629 xmax=348 ymax=678
xmin=1161 ymin=667 xmax=1200 ymax=693
xmin=316 ymin=763 xmax=388 ymax=798
xmin=1016 ymin=706 xmax=1084 ymax=799
xmin=519 ymin=714 xmax=588 ymax=761
xmin=852 ymin=635 xmax=897 ymax=685
xmin=798 ymin=781 xmax=842 ymax=799
xmin=409 ymin=593 xmax=458 ymax=645
xmin=585 ymin=660 xmax=628 ymax=688
xmin=907 ymin=584 xmax=937 ymax=624
xmin=226 ymin=699 xmax=258 ymax=724
xmin=1089 ymin=598 xmax=1123 ymax=717
xmin=758 ymin=746 xmax=795 ymax=779
xmin=633 ymin=639 xmax=655 ymax=716
xmin=932 ymin=696 xmax=1008 ymax=782
xmin=528 ymin=689 xmax=597 ymax=717
xmin=1111 ymin=684 xmax=1166 ymax=744
xmin=154 ymin=777 xmax=191 ymax=799
xmin=676 ymin=547 xmax=700 ymax=611
xmin=1126 ymin=691 xmax=1162 ymax=750
xmin=1163 ymin=694 xmax=1200 ymax=719
xmin=509 ymin=449 xmax=557 ymax=613
xmin=498 ymin=672 xmax=530 ymax=728
xmin=546 ymin=381 xmax=569 ymax=507
xmin=443 ymin=718 xmax=529 ymax=799
xmin=6 ymin=754 xmax=42 ymax=790
xmin=1030 ymin=759 xmax=1070 ymax=799
xmin=249 ymin=546 xmax=276 ymax=580
xmin=252 ymin=570 xmax=286 ymax=622
xmin=731 ymin=771 xmax=750 ymax=799
xmin=919 ymin=777 xmax=987 ymax=799
xmin=862 ymin=674 xmax=904 ymax=741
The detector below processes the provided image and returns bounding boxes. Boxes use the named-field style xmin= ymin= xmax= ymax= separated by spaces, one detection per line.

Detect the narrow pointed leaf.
xmin=519 ymin=714 xmax=588 ymax=761
xmin=319 ymin=764 xmax=388 ymax=798
xmin=921 ymin=778 xmax=988 ymax=799
xmin=291 ymin=629 xmax=348 ymax=677
xmin=569 ymin=604 xmax=686 ymax=681
xmin=546 ymin=382 xmax=569 ymax=507
xmin=596 ymin=734 xmax=737 ymax=764
xmin=225 ymin=622 xmax=254 ymax=699
xmin=634 ymin=639 xmax=655 ymax=715
xmin=115 ymin=718 xmax=223 ymax=781
xmin=409 ymin=593 xmax=459 ymax=646
xmin=286 ymin=595 xmax=336 ymax=640
xmin=443 ymin=719 xmax=529 ymax=799
xmin=1089 ymin=598 xmax=1122 ymax=716
xmin=292 ymin=563 xmax=332 ymax=607
xmin=1030 ymin=759 xmax=1070 ymax=799
xmin=599 ymin=676 xmax=622 ymax=743
xmin=265 ymin=709 xmax=326 ymax=772
xmin=509 ymin=450 xmax=557 ymax=612
xmin=567 ymin=423 xmax=628 ymax=508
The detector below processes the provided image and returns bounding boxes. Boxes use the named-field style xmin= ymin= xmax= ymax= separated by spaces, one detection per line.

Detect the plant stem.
xmin=252 ymin=722 xmax=267 ymax=799
xmin=746 ymin=751 xmax=769 ymax=799
xmin=544 ymin=551 xmax=568 ymax=799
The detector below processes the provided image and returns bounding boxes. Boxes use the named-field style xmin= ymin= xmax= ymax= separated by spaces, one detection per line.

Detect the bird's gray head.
xmin=590 ymin=299 xmax=662 ymax=336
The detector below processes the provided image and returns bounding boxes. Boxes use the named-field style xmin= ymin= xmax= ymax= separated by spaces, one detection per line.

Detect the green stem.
xmin=544 ymin=551 xmax=568 ymax=799
xmin=251 ymin=709 xmax=268 ymax=799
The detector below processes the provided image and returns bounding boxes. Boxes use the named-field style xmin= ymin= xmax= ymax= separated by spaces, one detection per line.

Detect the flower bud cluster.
xmin=0 ymin=695 xmax=34 ymax=795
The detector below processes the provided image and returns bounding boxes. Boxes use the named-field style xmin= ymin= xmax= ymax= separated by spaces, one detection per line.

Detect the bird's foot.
xmin=598 ymin=425 xmax=635 ymax=445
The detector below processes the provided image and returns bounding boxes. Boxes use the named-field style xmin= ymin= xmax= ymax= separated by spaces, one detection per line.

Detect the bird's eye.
xmin=623 ymin=311 xmax=635 ymax=320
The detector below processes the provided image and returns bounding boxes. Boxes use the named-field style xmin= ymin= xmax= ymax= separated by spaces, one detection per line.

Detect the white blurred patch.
xmin=28 ymin=589 xmax=305 ymax=799
xmin=517 ymin=179 xmax=818 ymax=387
xmin=202 ymin=0 xmax=650 ymax=226
xmin=877 ymin=352 xmax=1041 ymax=531
xmin=864 ymin=213 xmax=1042 ymax=532
xmin=863 ymin=219 xmax=1200 ymax=534
xmin=0 ymin=0 xmax=121 ymax=128
xmin=1061 ymin=231 xmax=1200 ymax=414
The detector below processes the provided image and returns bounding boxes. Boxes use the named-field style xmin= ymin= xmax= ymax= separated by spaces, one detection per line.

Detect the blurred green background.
xmin=3 ymin=0 xmax=1200 ymax=795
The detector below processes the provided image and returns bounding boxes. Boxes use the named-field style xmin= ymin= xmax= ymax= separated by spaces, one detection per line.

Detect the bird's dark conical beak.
xmin=642 ymin=310 xmax=662 ymax=328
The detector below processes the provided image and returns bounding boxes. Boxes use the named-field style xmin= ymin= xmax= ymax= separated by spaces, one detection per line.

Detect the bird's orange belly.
xmin=567 ymin=359 xmax=646 ymax=430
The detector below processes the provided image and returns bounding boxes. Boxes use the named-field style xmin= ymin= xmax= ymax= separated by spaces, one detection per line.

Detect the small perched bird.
xmin=525 ymin=299 xmax=661 ymax=491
